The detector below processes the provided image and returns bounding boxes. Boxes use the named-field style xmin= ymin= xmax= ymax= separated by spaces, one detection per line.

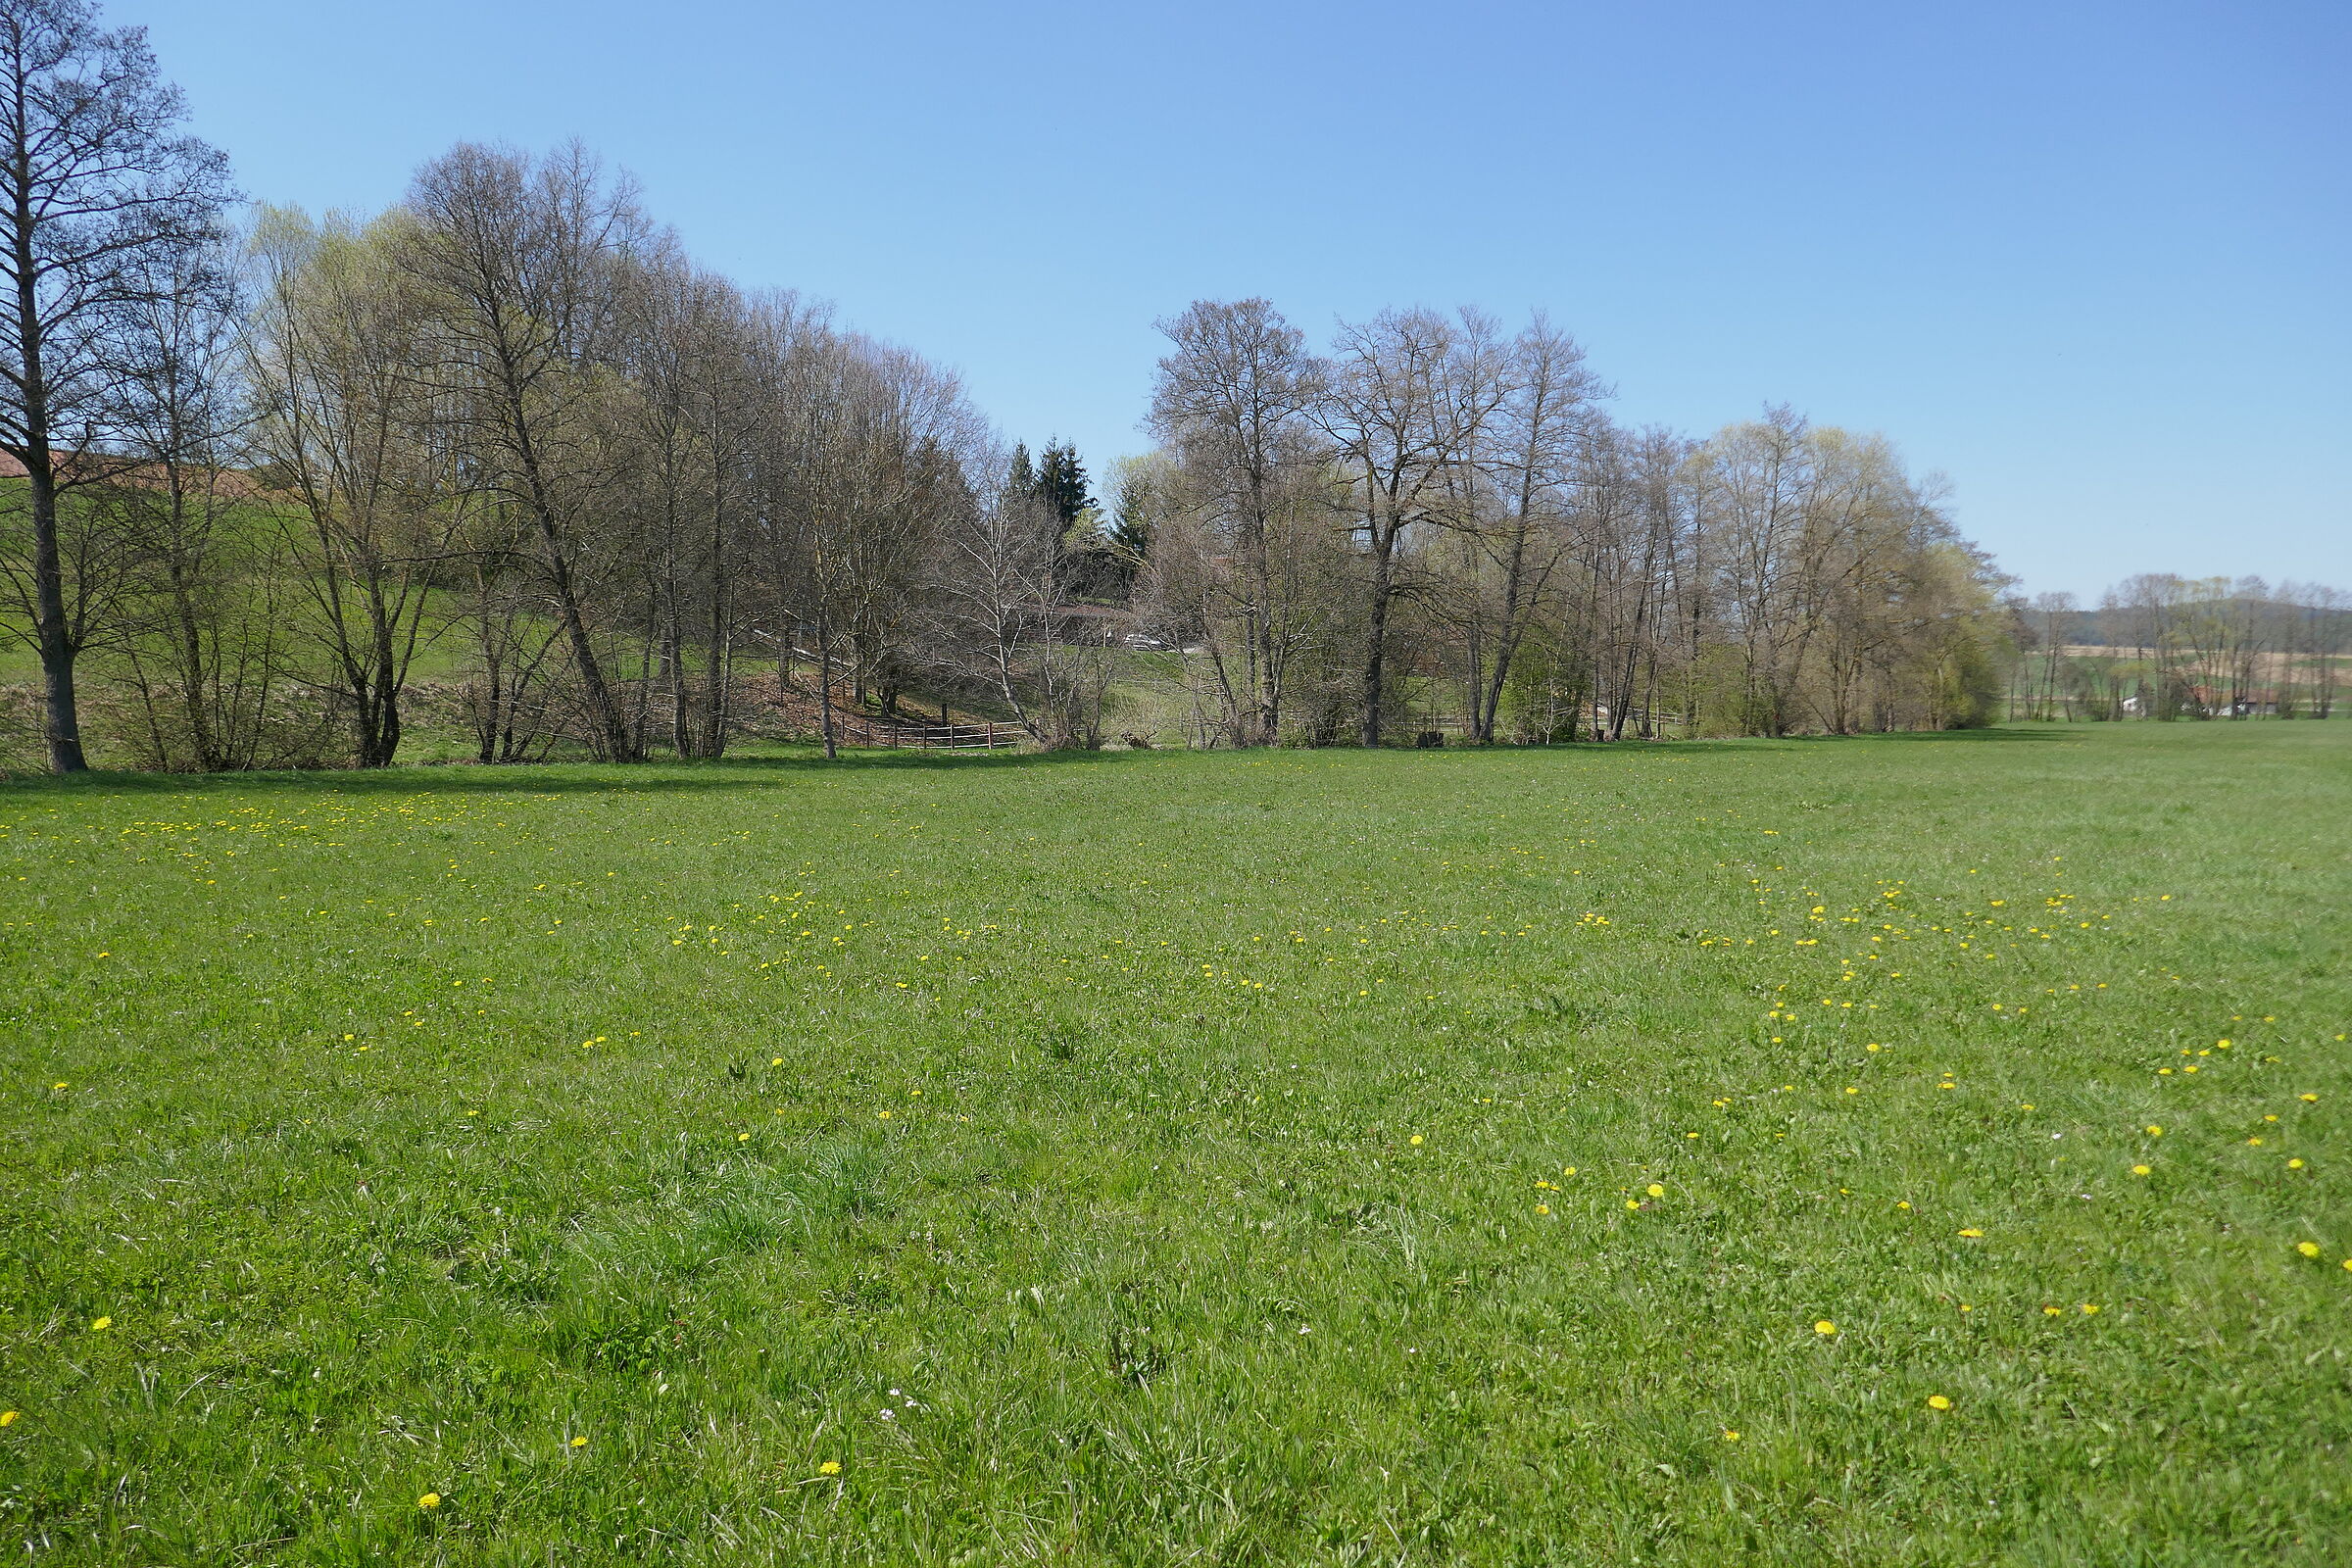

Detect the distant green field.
xmin=3 ymin=722 xmax=2347 ymax=1564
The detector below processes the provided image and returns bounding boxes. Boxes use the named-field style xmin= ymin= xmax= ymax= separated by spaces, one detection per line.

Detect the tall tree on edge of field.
xmin=0 ymin=0 xmax=231 ymax=771
xmin=1147 ymin=298 xmax=1326 ymax=746
xmin=246 ymin=206 xmax=466 ymax=768
xmin=403 ymin=141 xmax=648 ymax=762
xmin=1319 ymin=307 xmax=1508 ymax=747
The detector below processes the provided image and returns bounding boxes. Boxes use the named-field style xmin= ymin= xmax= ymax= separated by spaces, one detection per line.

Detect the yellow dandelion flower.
xmin=2297 ymin=1242 xmax=2322 ymax=1258
xmin=2043 ymin=1305 xmax=2063 ymax=1316
xmin=2080 ymin=1303 xmax=2099 ymax=1315
xmin=1535 ymin=1203 xmax=1550 ymax=1215
xmin=89 ymin=1317 xmax=111 ymax=1333
xmin=2144 ymin=1125 xmax=2162 ymax=1137
xmin=1958 ymin=1229 xmax=1983 ymax=1238
xmin=0 ymin=1411 xmax=17 ymax=1426
xmin=418 ymin=1493 xmax=441 ymax=1509
xmin=2132 ymin=1164 xmax=2152 ymax=1176
xmin=1408 ymin=1135 xmax=1423 ymax=1146
xmin=1926 ymin=1395 xmax=1952 ymax=1411
xmin=1646 ymin=1183 xmax=1665 ymax=1199
xmin=1814 ymin=1320 xmax=1837 ymax=1336
xmin=570 ymin=1436 xmax=588 ymax=1448
xmin=1721 ymin=1428 xmax=1740 ymax=1441
xmin=818 ymin=1460 xmax=842 ymax=1475
xmin=2288 ymin=1158 xmax=2305 ymax=1169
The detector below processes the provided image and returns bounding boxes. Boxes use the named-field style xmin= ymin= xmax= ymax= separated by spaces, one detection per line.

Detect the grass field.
xmin=3 ymin=721 xmax=2348 ymax=1565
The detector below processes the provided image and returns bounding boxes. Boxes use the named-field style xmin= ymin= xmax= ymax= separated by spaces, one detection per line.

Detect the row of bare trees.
xmin=1133 ymin=299 xmax=2010 ymax=748
xmin=0 ymin=0 xmax=1109 ymax=771
xmin=2 ymin=156 xmax=1044 ymax=771
xmin=2012 ymin=576 xmax=2349 ymax=720
xmin=237 ymin=157 xmax=1098 ymax=768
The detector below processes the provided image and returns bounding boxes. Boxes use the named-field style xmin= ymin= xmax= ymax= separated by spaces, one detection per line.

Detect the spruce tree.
xmin=1035 ymin=441 xmax=1094 ymax=531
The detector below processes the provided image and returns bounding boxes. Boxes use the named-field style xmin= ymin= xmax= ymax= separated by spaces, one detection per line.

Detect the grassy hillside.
xmin=2 ymin=722 xmax=2347 ymax=1563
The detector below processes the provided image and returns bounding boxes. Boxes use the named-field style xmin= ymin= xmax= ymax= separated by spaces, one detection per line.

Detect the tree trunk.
xmin=1359 ymin=518 xmax=1396 ymax=748
xmin=504 ymin=381 xmax=633 ymax=761
xmin=364 ymin=587 xmax=402 ymax=766
xmin=815 ymin=616 xmax=839 ymax=760
xmin=664 ymin=629 xmax=690 ymax=759
xmin=700 ymin=484 xmax=732 ymax=759
xmin=26 ymin=459 xmax=85 ymax=770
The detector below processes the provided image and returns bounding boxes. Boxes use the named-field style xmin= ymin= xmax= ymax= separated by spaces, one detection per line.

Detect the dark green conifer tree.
xmin=1034 ymin=441 xmax=1094 ymax=532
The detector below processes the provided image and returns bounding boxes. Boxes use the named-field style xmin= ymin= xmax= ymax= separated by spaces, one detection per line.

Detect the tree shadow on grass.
xmin=0 ymin=725 xmax=2084 ymax=798
xmin=0 ymin=744 xmax=1143 ymax=798
xmin=1349 ymin=727 xmax=2084 ymax=760
xmin=1785 ymin=727 xmax=2084 ymax=744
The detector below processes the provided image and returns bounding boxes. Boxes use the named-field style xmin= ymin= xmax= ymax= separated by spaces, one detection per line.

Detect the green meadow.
xmin=2 ymin=720 xmax=2347 ymax=1565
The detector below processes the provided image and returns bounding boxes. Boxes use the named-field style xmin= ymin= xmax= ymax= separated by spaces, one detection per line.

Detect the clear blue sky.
xmin=138 ymin=0 xmax=2347 ymax=599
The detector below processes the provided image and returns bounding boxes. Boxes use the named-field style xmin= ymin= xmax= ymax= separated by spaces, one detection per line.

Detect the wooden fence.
xmin=822 ymin=711 xmax=1021 ymax=751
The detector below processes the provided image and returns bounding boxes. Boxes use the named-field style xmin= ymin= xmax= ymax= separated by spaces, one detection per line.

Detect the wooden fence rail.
xmin=823 ymin=712 xmax=1019 ymax=751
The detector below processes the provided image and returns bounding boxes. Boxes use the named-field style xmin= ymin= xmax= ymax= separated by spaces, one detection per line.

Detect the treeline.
xmin=2010 ymin=576 xmax=2349 ymax=720
xmin=1126 ymin=301 xmax=2007 ymax=747
xmin=0 ymin=0 xmax=2018 ymax=774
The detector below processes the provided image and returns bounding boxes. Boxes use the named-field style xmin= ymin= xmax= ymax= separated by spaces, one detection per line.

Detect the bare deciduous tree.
xmin=404 ymin=142 xmax=648 ymax=761
xmin=1147 ymin=298 xmax=1328 ymax=745
xmin=0 ymin=0 xmax=230 ymax=770
xmin=1318 ymin=307 xmax=1509 ymax=746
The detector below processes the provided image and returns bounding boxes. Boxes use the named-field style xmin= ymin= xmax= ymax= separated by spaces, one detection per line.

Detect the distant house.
xmin=2186 ymin=684 xmax=2280 ymax=716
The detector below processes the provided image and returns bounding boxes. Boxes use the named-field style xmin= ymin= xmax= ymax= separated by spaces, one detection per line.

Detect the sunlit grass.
xmin=3 ymin=720 xmax=2347 ymax=1563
